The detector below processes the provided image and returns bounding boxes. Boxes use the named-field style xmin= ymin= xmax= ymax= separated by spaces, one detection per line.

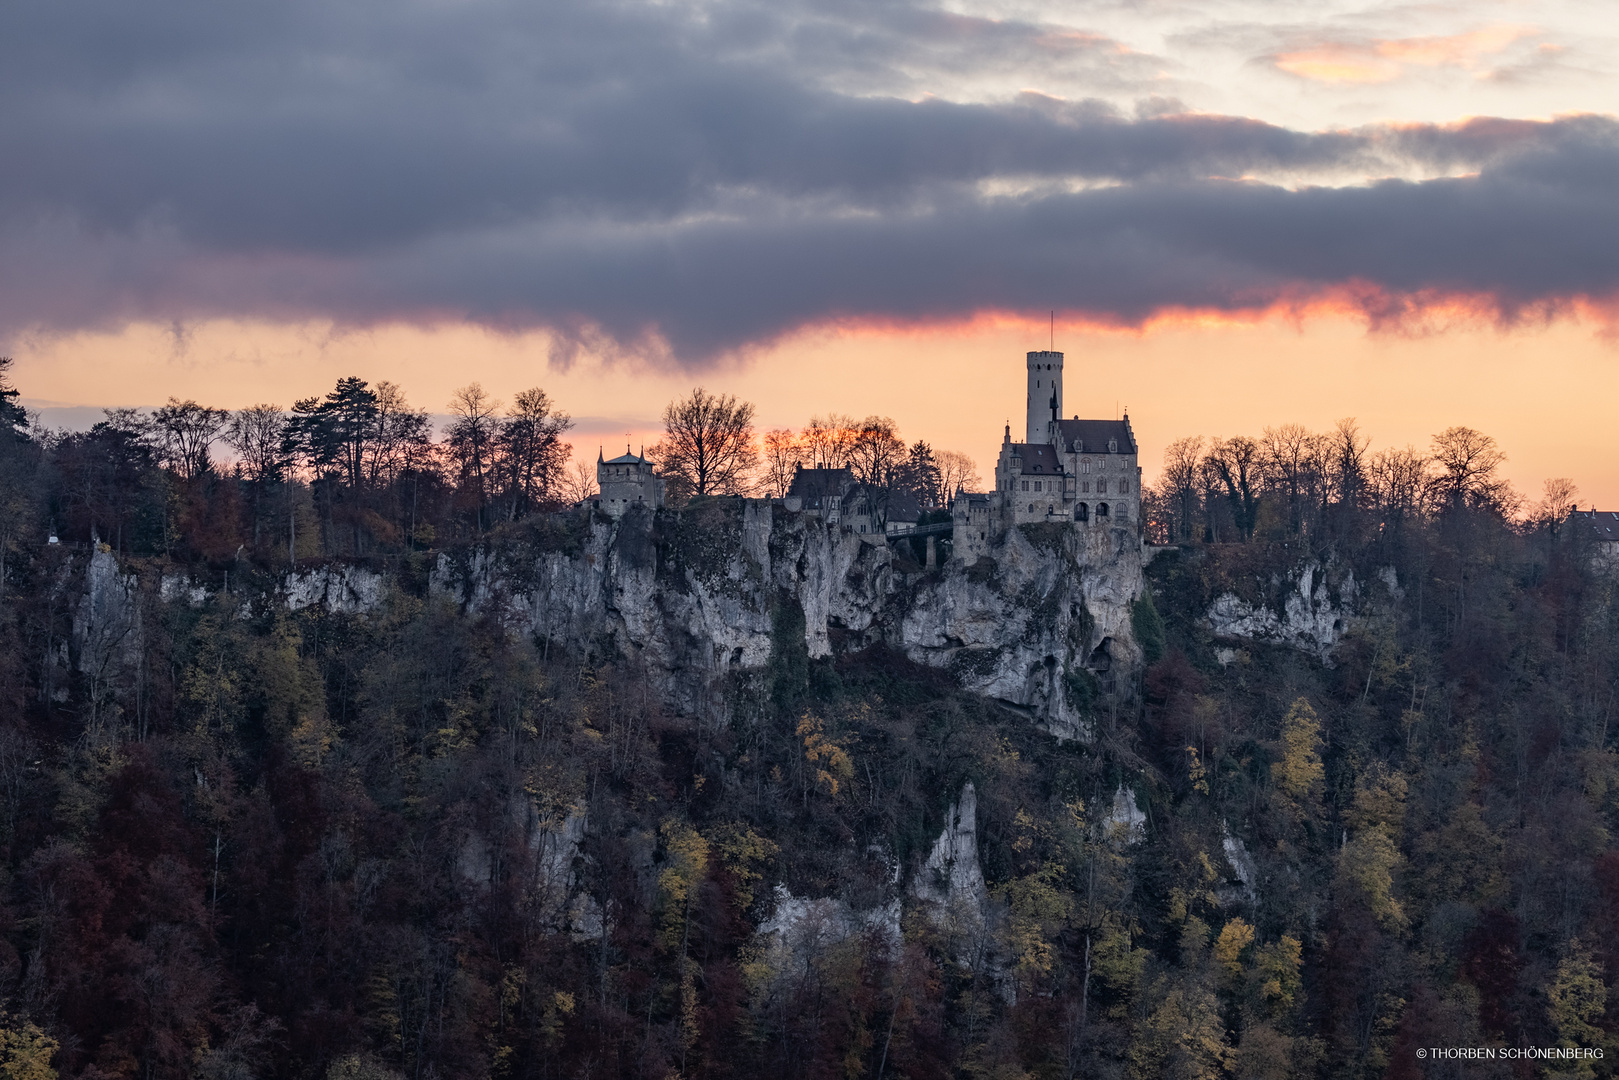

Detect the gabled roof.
xmin=1007 ymin=443 xmax=1061 ymax=473
xmin=1572 ymin=509 xmax=1619 ymax=540
xmin=884 ymin=490 xmax=923 ymax=523
xmin=787 ymin=465 xmax=852 ymax=499
xmin=1056 ymin=418 xmax=1136 ymax=455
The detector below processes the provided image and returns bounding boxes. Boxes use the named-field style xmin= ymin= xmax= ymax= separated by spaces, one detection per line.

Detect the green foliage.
xmin=1131 ymin=590 xmax=1166 ymax=666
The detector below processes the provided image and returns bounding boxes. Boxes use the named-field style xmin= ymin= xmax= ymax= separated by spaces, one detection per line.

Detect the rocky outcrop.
xmin=910 ymin=781 xmax=990 ymax=932
xmin=429 ymin=504 xmax=1145 ymax=739
xmin=1204 ymin=558 xmax=1371 ymax=663
xmin=71 ymin=501 xmax=1146 ymax=742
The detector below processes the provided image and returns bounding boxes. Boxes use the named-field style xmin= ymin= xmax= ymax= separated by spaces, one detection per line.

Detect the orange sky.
xmin=16 ymin=309 xmax=1619 ymax=509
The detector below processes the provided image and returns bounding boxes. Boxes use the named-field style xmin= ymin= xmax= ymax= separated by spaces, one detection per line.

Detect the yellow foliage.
xmin=1347 ymin=763 xmax=1407 ymax=838
xmin=1275 ymin=698 xmax=1324 ymax=806
xmin=1130 ymin=980 xmax=1230 ymax=1080
xmin=797 ymin=714 xmax=854 ymax=796
xmin=290 ymin=713 xmax=334 ymax=769
xmin=1186 ymin=746 xmax=1209 ymax=795
xmin=1214 ymin=918 xmax=1254 ymax=976
xmin=0 ymin=1017 xmax=56 ymax=1080
xmin=1548 ymin=939 xmax=1607 ymax=1050
xmin=1338 ymin=830 xmax=1405 ymax=930
xmin=1089 ymin=919 xmax=1146 ymax=1015
xmin=1255 ymin=935 xmax=1304 ymax=1016
xmin=709 ymin=822 xmax=779 ymax=910
xmin=657 ymin=819 xmax=711 ymax=950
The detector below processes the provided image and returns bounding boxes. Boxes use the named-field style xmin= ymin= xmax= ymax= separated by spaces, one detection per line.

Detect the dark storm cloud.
xmin=1 ymin=0 xmax=1615 ymax=360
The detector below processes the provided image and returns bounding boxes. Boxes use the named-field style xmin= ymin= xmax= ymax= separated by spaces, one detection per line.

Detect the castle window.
xmin=1033 ymin=481 xmax=1042 ymax=492
xmin=1097 ymin=502 xmax=1109 ymax=517
xmin=1020 ymin=480 xmax=1029 ymax=491
xmin=1120 ymin=480 xmax=1129 ymax=493
xmin=1097 ymin=480 xmax=1108 ymax=494
xmin=1076 ymin=503 xmax=1088 ymax=521
xmin=1081 ymin=460 xmax=1092 ymax=473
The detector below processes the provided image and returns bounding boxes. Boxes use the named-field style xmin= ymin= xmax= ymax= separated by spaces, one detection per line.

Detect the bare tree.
xmin=650 ymin=388 xmax=758 ymax=502
xmin=152 ymin=398 xmax=228 ymax=480
xmin=558 ymin=457 xmax=599 ymax=504
xmin=1430 ymin=426 xmax=1514 ymax=515
xmin=1260 ymin=423 xmax=1325 ymax=536
xmin=846 ymin=416 xmax=906 ymax=522
xmin=225 ymin=404 xmax=287 ymax=550
xmin=1531 ymin=477 xmax=1580 ymax=537
xmin=1326 ymin=418 xmax=1370 ymax=514
xmin=1369 ymin=446 xmax=1428 ymax=525
xmin=225 ymin=405 xmax=287 ymax=485
xmin=1160 ymin=436 xmax=1204 ymax=542
xmin=447 ymin=383 xmax=502 ymax=523
xmin=499 ymin=387 xmax=573 ymax=517
xmin=366 ymin=381 xmax=433 ymax=490
xmin=1204 ymin=436 xmax=1263 ymax=540
xmin=760 ymin=428 xmax=800 ymax=498
xmin=935 ymin=450 xmax=982 ymax=500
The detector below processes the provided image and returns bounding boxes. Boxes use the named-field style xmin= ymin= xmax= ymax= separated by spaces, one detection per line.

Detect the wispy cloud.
xmin=1269 ymin=24 xmax=1539 ymax=84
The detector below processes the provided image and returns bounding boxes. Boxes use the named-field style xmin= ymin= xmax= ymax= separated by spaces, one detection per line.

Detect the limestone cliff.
xmin=67 ymin=501 xmax=1146 ymax=741
xmin=428 ymin=502 xmax=1146 ymax=740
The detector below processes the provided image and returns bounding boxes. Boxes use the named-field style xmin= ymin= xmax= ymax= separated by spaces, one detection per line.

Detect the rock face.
xmin=69 ymin=500 xmax=1146 ymax=742
xmin=1204 ymin=558 xmax=1365 ymax=663
xmin=429 ymin=503 xmax=1146 ymax=739
xmin=910 ymin=781 xmax=990 ymax=929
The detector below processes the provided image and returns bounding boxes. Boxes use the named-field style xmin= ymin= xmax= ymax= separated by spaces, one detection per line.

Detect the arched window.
xmin=1120 ymin=479 xmax=1129 ymax=493
xmin=1076 ymin=502 xmax=1088 ymax=521
xmin=1097 ymin=502 xmax=1110 ymax=517
xmin=1097 ymin=479 xmax=1107 ymax=494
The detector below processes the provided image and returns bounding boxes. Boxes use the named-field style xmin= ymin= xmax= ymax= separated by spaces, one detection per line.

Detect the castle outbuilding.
xmin=595 ymin=447 xmax=664 ymax=517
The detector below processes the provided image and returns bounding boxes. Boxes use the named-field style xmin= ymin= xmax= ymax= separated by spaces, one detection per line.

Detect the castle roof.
xmin=603 ymin=451 xmax=652 ymax=465
xmin=787 ymin=465 xmax=852 ymax=499
xmin=1056 ymin=418 xmax=1136 ymax=455
xmin=1007 ymin=443 xmax=1062 ymax=473
xmin=1572 ymin=509 xmax=1619 ymax=540
xmin=884 ymin=490 xmax=923 ymax=524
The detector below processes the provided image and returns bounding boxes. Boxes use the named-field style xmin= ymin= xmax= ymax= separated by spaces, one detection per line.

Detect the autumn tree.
xmin=800 ymin=414 xmax=856 ymax=469
xmin=651 ymin=388 xmax=758 ymax=501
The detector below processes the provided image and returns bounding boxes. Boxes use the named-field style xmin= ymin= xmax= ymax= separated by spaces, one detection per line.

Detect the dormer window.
xmin=1108 ymin=438 xmax=1118 ymax=453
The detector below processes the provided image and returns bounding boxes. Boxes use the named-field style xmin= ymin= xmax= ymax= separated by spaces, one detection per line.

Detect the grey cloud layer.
xmin=2 ymin=0 xmax=1615 ymax=360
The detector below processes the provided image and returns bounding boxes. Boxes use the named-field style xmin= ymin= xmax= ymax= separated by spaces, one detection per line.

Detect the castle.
xmin=952 ymin=348 xmax=1140 ymax=559
xmin=592 ymin=349 xmax=1142 ymax=563
xmin=593 ymin=447 xmax=664 ymax=517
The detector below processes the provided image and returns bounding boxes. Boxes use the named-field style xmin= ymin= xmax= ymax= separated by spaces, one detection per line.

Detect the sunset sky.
xmin=6 ymin=0 xmax=1618 ymax=503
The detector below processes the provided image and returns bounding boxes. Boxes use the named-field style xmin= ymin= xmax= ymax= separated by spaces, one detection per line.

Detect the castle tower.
xmin=1025 ymin=350 xmax=1062 ymax=445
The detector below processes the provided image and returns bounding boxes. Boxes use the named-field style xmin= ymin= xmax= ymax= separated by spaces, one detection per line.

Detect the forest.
xmin=0 ymin=358 xmax=1616 ymax=1080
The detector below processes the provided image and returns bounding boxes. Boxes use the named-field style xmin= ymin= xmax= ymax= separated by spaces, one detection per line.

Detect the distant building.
xmin=594 ymin=447 xmax=664 ymax=517
xmin=784 ymin=466 xmax=852 ymax=526
xmin=1570 ymin=508 xmax=1619 ymax=567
